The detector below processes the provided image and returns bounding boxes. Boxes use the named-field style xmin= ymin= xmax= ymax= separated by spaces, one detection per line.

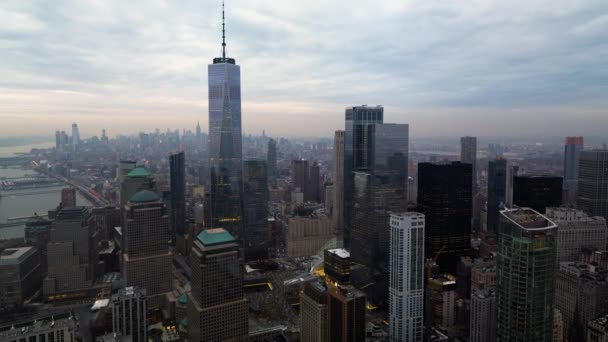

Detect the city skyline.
xmin=2 ymin=1 xmax=608 ymax=138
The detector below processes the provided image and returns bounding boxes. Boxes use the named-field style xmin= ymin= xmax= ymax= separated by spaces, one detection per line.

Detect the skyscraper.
xmin=460 ymin=136 xmax=477 ymax=191
xmin=563 ymin=137 xmax=584 ymax=206
xmin=187 ymin=228 xmax=248 ymax=341
xmin=349 ymin=122 xmax=409 ymax=304
xmin=470 ymin=289 xmax=496 ymax=342
xmin=122 ymin=190 xmax=172 ymax=308
xmin=496 ymin=208 xmax=557 ymax=341
xmin=418 ymin=162 xmax=472 ymax=273
xmin=291 ymin=159 xmax=309 ymax=195
xmin=578 ymin=150 xmax=608 ymax=221
xmin=389 ymin=213 xmax=424 ymax=342
xmin=487 ymin=158 xmax=507 ymax=234
xmin=71 ymin=122 xmax=80 ymax=150
xmin=513 ymin=175 xmax=563 ymax=213
xmin=208 ymin=2 xmax=243 ymax=239
xmin=267 ymin=138 xmax=277 ymax=186
xmin=169 ymin=151 xmax=186 ymax=242
xmin=119 ymin=167 xmax=155 ymax=207
xmin=309 ymin=161 xmax=321 ymax=203
xmin=327 ymin=286 xmax=366 ymax=342
xmin=333 ymin=131 xmax=345 ymax=236
xmin=344 ymin=105 xmax=384 ymax=248
xmin=242 ymin=159 xmax=269 ymax=259
xmin=300 ymin=282 xmax=329 ymax=342
xmin=55 ymin=130 xmax=61 ymax=150
xmin=112 ymin=286 xmax=147 ymax=342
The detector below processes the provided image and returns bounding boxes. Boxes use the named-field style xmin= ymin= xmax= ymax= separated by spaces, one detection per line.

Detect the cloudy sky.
xmin=1 ymin=0 xmax=607 ymax=139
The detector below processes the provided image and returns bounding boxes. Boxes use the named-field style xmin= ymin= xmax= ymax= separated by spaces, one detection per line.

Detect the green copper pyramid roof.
xmin=196 ymin=228 xmax=235 ymax=246
xmin=129 ymin=190 xmax=159 ymax=203
xmin=127 ymin=167 xmax=151 ymax=178
xmin=178 ymin=293 xmax=187 ymax=305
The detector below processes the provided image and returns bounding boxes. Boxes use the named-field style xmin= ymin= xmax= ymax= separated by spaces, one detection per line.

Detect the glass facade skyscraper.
xmin=513 ymin=175 xmax=563 ymax=213
xmin=208 ymin=16 xmax=243 ymax=239
xmin=578 ymin=150 xmax=608 ymax=221
xmin=487 ymin=158 xmax=507 ymax=234
xmin=242 ymin=159 xmax=269 ymax=259
xmin=169 ymin=151 xmax=186 ymax=241
xmin=418 ymin=162 xmax=472 ymax=273
xmin=496 ymin=208 xmax=557 ymax=342
xmin=563 ymin=137 xmax=584 ymax=206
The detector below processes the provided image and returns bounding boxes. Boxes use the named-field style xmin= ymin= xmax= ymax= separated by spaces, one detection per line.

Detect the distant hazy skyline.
xmin=1 ymin=0 xmax=607 ymax=138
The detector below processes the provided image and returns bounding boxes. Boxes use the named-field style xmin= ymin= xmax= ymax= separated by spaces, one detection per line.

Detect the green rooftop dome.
xmin=127 ymin=167 xmax=151 ymax=178
xmin=129 ymin=190 xmax=159 ymax=203
xmin=178 ymin=293 xmax=187 ymax=305
xmin=197 ymin=228 xmax=235 ymax=246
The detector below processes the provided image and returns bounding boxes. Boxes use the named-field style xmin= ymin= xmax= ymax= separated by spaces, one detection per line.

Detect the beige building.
xmin=300 ymin=282 xmax=328 ymax=342
xmin=286 ymin=212 xmax=334 ymax=257
xmin=546 ymin=207 xmax=608 ymax=263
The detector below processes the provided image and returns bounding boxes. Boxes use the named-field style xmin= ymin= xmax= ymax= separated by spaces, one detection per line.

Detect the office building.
xmin=327 ymin=286 xmax=366 ymax=342
xmin=300 ymin=281 xmax=329 ymax=342
xmin=112 ymin=286 xmax=147 ymax=342
xmin=470 ymin=289 xmax=496 ymax=342
xmin=471 ymin=257 xmax=496 ymax=291
xmin=286 ymin=211 xmax=334 ymax=257
xmin=242 ymin=159 xmax=269 ymax=259
xmin=267 ymin=138 xmax=277 ymax=186
xmin=291 ymin=159 xmax=311 ymax=200
xmin=554 ymin=261 xmax=608 ymax=341
xmin=349 ymin=122 xmax=409 ymax=304
xmin=324 ymin=248 xmax=351 ymax=286
xmin=71 ymin=122 xmax=80 ymax=150
xmin=389 ymin=213 xmax=424 ymax=342
xmin=169 ymin=151 xmax=186 ymax=242
xmin=588 ymin=314 xmax=608 ymax=342
xmin=55 ymin=130 xmax=61 ymax=150
xmin=487 ymin=158 xmax=507 ymax=234
xmin=505 ymin=163 xmax=519 ymax=207
xmin=496 ymin=208 xmax=557 ymax=341
xmin=578 ymin=150 xmax=608 ymax=221
xmin=122 ymin=190 xmax=171 ymax=308
xmin=333 ymin=130 xmax=345 ymax=237
xmin=461 ymin=136 xmax=477 ymax=191
xmin=309 ymin=161 xmax=321 ymax=203
xmin=418 ymin=162 xmax=472 ymax=273
xmin=208 ymin=4 xmax=243 ymax=241
xmin=0 ymin=312 xmax=77 ymax=342
xmin=426 ymin=274 xmax=457 ymax=330
xmin=187 ymin=228 xmax=248 ymax=341
xmin=117 ymin=160 xmax=136 ymax=184
xmin=0 ymin=247 xmax=42 ymax=311
xmin=44 ymin=207 xmax=94 ymax=296
xmin=344 ymin=105 xmax=385 ymax=249
xmin=563 ymin=137 xmax=584 ymax=206
xmin=545 ymin=207 xmax=608 ymax=263
xmin=119 ymin=167 xmax=155 ymax=207
xmin=513 ymin=175 xmax=563 ymax=213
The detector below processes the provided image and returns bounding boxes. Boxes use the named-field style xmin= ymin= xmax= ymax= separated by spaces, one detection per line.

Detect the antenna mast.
xmin=222 ymin=0 xmax=226 ymax=59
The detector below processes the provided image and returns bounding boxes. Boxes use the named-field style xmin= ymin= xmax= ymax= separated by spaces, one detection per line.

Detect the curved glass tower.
xmin=208 ymin=3 xmax=243 ymax=238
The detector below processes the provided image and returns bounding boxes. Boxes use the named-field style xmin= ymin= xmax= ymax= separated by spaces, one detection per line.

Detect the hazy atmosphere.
xmin=2 ymin=0 xmax=607 ymax=138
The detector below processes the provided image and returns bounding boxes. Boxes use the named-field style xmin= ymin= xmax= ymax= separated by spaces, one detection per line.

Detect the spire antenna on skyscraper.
xmin=222 ymin=0 xmax=226 ymax=59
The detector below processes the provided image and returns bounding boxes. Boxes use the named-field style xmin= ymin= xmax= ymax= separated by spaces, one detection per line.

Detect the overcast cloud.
xmin=1 ymin=0 xmax=607 ymax=138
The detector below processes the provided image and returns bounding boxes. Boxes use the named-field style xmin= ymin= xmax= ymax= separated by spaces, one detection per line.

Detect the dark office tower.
xmin=267 ymin=138 xmax=277 ymax=186
xmin=513 ymin=175 xmax=563 ymax=213
xmin=344 ymin=105 xmax=384 ymax=248
xmin=333 ymin=131 xmax=345 ymax=236
xmin=112 ymin=286 xmax=147 ymax=342
xmin=563 ymin=137 xmax=584 ymax=206
xmin=327 ymin=286 xmax=366 ymax=342
xmin=187 ymin=229 xmax=248 ymax=341
xmin=61 ymin=188 xmax=76 ymax=208
xmin=208 ymin=2 xmax=243 ymax=240
xmin=418 ymin=162 xmax=472 ymax=273
xmin=169 ymin=151 xmax=186 ymax=242
xmin=60 ymin=130 xmax=68 ymax=149
xmin=578 ymin=150 xmax=608 ymax=221
xmin=55 ymin=130 xmax=61 ymax=150
xmin=242 ymin=159 xmax=269 ymax=259
xmin=461 ymin=136 xmax=477 ymax=191
xmin=291 ymin=159 xmax=309 ymax=193
xmin=309 ymin=161 xmax=321 ymax=202
xmin=43 ymin=207 xmax=93 ymax=296
xmin=487 ymin=158 xmax=507 ymax=234
xmin=122 ymin=191 xmax=171 ymax=308
xmin=324 ymin=248 xmax=351 ymax=286
xmin=496 ymin=208 xmax=557 ymax=342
